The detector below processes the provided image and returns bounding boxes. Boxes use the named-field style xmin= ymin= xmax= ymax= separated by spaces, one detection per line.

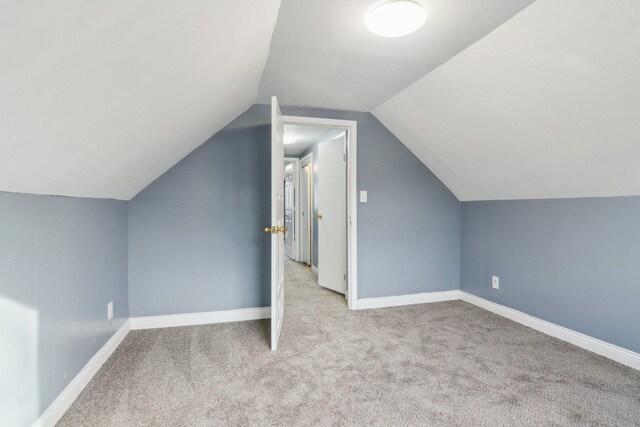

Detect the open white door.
xmin=270 ymin=96 xmax=285 ymax=351
xmin=317 ymin=133 xmax=347 ymax=294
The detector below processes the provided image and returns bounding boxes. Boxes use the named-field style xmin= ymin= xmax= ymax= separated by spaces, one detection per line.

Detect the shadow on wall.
xmin=0 ymin=193 xmax=129 ymax=425
xmin=1 ymin=296 xmax=38 ymax=426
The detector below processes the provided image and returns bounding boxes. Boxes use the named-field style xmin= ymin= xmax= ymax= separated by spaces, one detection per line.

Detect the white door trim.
xmin=282 ymin=115 xmax=358 ymax=310
xmin=284 ymin=157 xmax=301 ymax=261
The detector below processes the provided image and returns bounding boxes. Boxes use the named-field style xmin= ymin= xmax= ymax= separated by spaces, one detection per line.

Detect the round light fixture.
xmin=284 ymin=135 xmax=297 ymax=145
xmin=365 ymin=1 xmax=426 ymax=38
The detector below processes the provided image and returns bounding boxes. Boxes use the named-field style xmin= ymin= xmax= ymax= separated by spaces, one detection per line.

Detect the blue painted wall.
xmin=5 ymin=103 xmax=639 ymax=426
xmin=128 ymin=106 xmax=272 ymax=316
xmin=461 ymin=197 xmax=640 ymax=353
xmin=0 ymin=192 xmax=128 ymax=426
xmin=128 ymin=104 xmax=460 ymax=316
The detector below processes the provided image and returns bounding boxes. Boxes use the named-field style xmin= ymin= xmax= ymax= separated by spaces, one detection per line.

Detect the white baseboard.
xmin=357 ymin=290 xmax=461 ymax=310
xmin=460 ymin=292 xmax=640 ymax=371
xmin=130 ymin=307 xmax=270 ymax=330
xmin=33 ymin=319 xmax=131 ymax=427
xmin=33 ymin=307 xmax=269 ymax=426
xmin=311 ymin=265 xmax=318 ymax=275
xmin=32 ymin=293 xmax=639 ymax=427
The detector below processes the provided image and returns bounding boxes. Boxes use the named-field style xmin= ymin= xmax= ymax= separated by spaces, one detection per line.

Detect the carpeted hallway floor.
xmin=59 ymin=260 xmax=640 ymax=426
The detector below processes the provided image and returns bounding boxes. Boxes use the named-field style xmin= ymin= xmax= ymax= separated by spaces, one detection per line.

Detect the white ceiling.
xmin=283 ymin=124 xmax=342 ymax=156
xmin=0 ymin=0 xmax=280 ymax=200
xmin=4 ymin=0 xmax=640 ymax=202
xmin=257 ymin=0 xmax=534 ymax=111
xmin=375 ymin=0 xmax=640 ymax=201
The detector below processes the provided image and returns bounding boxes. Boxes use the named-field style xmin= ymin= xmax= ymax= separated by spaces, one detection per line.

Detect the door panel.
xmin=271 ymin=97 xmax=285 ymax=351
xmin=317 ymin=133 xmax=347 ymax=295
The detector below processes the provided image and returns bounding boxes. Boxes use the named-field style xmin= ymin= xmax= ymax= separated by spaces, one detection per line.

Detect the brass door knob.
xmin=264 ymin=226 xmax=287 ymax=234
xmin=318 ymin=213 xmax=323 ymax=219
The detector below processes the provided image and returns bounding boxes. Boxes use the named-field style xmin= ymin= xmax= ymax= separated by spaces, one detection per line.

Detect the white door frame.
xmin=284 ymin=157 xmax=301 ymax=261
xmin=299 ymin=153 xmax=313 ymax=267
xmin=270 ymin=97 xmax=285 ymax=351
xmin=282 ymin=115 xmax=358 ymax=310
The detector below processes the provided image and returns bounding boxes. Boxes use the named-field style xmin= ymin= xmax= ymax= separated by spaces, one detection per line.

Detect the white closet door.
xmin=317 ymin=133 xmax=346 ymax=294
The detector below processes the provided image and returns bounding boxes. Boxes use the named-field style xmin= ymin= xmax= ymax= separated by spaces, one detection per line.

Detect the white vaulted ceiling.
xmin=257 ymin=0 xmax=533 ymax=111
xmin=374 ymin=0 xmax=640 ymax=201
xmin=4 ymin=0 xmax=640 ymax=202
xmin=0 ymin=0 xmax=280 ymax=200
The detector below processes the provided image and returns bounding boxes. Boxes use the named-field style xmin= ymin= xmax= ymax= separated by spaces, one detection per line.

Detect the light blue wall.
xmin=0 ymin=192 xmax=128 ymax=426
xmin=128 ymin=104 xmax=460 ymax=316
xmin=6 ymin=103 xmax=639 ymax=426
xmin=282 ymin=106 xmax=461 ymax=298
xmin=128 ymin=106 xmax=271 ymax=316
xmin=461 ymin=197 xmax=640 ymax=353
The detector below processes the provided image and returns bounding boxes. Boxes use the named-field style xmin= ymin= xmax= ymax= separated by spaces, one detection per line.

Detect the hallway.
xmin=282 ymin=258 xmax=347 ymax=322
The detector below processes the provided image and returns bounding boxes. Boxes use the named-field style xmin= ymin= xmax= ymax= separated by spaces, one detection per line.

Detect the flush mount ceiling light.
xmin=284 ymin=135 xmax=297 ymax=145
xmin=365 ymin=1 xmax=426 ymax=38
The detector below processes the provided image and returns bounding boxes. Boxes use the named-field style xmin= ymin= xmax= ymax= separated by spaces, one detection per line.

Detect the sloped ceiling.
xmin=5 ymin=0 xmax=639 ymax=202
xmin=374 ymin=0 xmax=640 ymax=201
xmin=257 ymin=0 xmax=533 ymax=111
xmin=0 ymin=0 xmax=281 ymax=200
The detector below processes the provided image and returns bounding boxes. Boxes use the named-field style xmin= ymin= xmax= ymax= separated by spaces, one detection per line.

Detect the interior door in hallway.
xmin=270 ymin=96 xmax=285 ymax=351
xmin=317 ymin=133 xmax=347 ymax=294
xmin=284 ymin=163 xmax=295 ymax=260
xmin=300 ymin=163 xmax=311 ymax=265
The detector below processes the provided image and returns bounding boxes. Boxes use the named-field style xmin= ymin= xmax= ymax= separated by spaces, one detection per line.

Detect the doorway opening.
xmin=281 ymin=118 xmax=357 ymax=310
xmin=269 ymin=97 xmax=357 ymax=351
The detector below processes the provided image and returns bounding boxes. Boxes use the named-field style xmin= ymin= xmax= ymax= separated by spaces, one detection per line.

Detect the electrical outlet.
xmin=492 ymin=276 xmax=500 ymax=290
xmin=107 ymin=301 xmax=113 ymax=320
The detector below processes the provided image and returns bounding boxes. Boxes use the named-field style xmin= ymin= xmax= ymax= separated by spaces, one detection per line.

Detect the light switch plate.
xmin=360 ymin=190 xmax=367 ymax=202
xmin=492 ymin=276 xmax=500 ymax=289
xmin=107 ymin=301 xmax=113 ymax=320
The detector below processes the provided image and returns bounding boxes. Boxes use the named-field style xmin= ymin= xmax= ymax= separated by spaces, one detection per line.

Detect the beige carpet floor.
xmin=59 ymin=259 xmax=640 ymax=426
